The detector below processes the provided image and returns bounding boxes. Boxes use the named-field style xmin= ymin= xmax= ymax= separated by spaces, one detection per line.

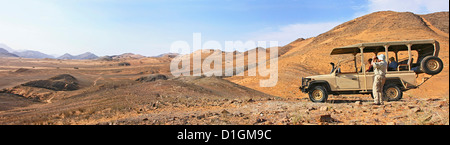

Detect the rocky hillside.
xmin=421 ymin=12 xmax=449 ymax=34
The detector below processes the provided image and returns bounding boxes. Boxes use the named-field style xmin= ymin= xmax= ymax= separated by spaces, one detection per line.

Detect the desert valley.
xmin=0 ymin=11 xmax=448 ymax=125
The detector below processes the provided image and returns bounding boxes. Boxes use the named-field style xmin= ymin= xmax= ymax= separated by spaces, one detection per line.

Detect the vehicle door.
xmin=335 ymin=73 xmax=360 ymax=90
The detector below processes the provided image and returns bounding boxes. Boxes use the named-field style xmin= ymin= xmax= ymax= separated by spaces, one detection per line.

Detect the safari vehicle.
xmin=300 ymin=39 xmax=443 ymax=103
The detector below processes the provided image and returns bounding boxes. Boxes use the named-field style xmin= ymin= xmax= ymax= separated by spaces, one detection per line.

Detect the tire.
xmin=308 ymin=86 xmax=328 ymax=103
xmin=370 ymin=84 xmax=403 ymax=101
xmin=383 ymin=84 xmax=403 ymax=101
xmin=420 ymin=56 xmax=443 ymax=75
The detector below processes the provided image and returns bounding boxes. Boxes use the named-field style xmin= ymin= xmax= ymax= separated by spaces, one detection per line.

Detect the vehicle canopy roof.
xmin=330 ymin=39 xmax=438 ymax=56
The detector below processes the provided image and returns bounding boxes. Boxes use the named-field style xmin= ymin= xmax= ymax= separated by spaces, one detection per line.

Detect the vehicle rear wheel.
xmin=370 ymin=84 xmax=403 ymax=101
xmin=421 ymin=56 xmax=443 ymax=75
xmin=383 ymin=84 xmax=403 ymax=101
xmin=308 ymin=86 xmax=328 ymax=103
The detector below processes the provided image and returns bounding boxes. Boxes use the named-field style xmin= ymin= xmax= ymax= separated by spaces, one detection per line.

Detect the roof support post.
xmin=384 ymin=45 xmax=390 ymax=72
xmin=359 ymin=46 xmax=367 ymax=91
xmin=407 ymin=44 xmax=412 ymax=71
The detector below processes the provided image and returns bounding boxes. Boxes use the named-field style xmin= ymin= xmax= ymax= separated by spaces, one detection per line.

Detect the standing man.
xmin=372 ymin=54 xmax=387 ymax=105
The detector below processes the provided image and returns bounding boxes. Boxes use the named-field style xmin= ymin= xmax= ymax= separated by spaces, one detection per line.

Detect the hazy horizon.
xmin=0 ymin=0 xmax=448 ymax=57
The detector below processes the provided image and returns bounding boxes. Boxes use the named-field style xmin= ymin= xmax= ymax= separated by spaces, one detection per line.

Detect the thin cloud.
xmin=246 ymin=22 xmax=342 ymax=46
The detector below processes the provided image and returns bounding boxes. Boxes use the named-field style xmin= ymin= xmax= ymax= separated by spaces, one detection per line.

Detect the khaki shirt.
xmin=372 ymin=60 xmax=387 ymax=76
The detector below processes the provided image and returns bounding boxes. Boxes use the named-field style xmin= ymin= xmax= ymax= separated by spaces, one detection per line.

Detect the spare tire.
xmin=420 ymin=56 xmax=443 ymax=75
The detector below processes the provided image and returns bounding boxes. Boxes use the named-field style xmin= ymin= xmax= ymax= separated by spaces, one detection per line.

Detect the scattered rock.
xmin=333 ymin=109 xmax=343 ymax=114
xmin=438 ymin=101 xmax=448 ymax=107
xmin=118 ymin=62 xmax=131 ymax=66
xmin=197 ymin=114 xmax=206 ymax=119
xmin=422 ymin=115 xmax=433 ymax=122
xmin=386 ymin=122 xmax=396 ymax=125
xmin=354 ymin=101 xmax=362 ymax=105
xmin=318 ymin=115 xmax=336 ymax=123
xmin=247 ymin=98 xmax=255 ymax=102
xmin=391 ymin=115 xmax=406 ymax=120
xmin=230 ymin=99 xmax=242 ymax=104
xmin=319 ymin=106 xmax=328 ymax=111
xmin=426 ymin=98 xmax=440 ymax=101
xmin=221 ymin=110 xmax=231 ymax=116
xmin=307 ymin=106 xmax=316 ymax=111
xmin=256 ymin=118 xmax=267 ymax=123
xmin=406 ymin=105 xmax=417 ymax=109
xmin=73 ymin=110 xmax=82 ymax=115
xmin=412 ymin=107 xmax=421 ymax=113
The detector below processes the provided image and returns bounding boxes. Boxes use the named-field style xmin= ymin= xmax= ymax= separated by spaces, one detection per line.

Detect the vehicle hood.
xmin=306 ymin=74 xmax=334 ymax=79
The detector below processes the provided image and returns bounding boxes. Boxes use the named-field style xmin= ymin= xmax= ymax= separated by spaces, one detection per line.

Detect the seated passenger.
xmin=366 ymin=58 xmax=374 ymax=72
xmin=388 ymin=57 xmax=398 ymax=71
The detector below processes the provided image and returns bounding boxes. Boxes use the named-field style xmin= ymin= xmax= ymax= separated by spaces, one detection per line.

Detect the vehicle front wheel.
xmin=308 ymin=86 xmax=328 ymax=103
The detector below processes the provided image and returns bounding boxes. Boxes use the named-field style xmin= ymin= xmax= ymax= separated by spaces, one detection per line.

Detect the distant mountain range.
xmin=154 ymin=53 xmax=179 ymax=58
xmin=0 ymin=43 xmax=100 ymax=59
xmin=57 ymin=52 xmax=99 ymax=60
xmin=0 ymin=48 xmax=19 ymax=57
xmin=13 ymin=50 xmax=55 ymax=59
xmin=0 ymin=44 xmax=177 ymax=60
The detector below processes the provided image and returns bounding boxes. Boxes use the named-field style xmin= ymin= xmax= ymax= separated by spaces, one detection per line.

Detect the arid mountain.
xmin=13 ymin=50 xmax=55 ymax=59
xmin=0 ymin=48 xmax=19 ymax=58
xmin=113 ymin=53 xmax=145 ymax=59
xmin=76 ymin=52 xmax=99 ymax=60
xmin=57 ymin=53 xmax=75 ymax=59
xmin=98 ymin=53 xmax=146 ymax=61
xmin=155 ymin=53 xmax=179 ymax=58
xmin=227 ymin=11 xmax=449 ymax=98
xmin=0 ymin=47 xmax=9 ymax=53
xmin=57 ymin=52 xmax=99 ymax=60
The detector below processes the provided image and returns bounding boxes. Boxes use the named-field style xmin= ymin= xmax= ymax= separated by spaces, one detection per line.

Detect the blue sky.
xmin=0 ymin=0 xmax=448 ymax=56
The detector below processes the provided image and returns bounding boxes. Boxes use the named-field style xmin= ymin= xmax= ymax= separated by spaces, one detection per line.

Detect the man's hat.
xmin=377 ymin=54 xmax=385 ymax=60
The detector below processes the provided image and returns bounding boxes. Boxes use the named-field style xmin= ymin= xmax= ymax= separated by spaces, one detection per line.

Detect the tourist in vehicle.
xmin=388 ymin=57 xmax=398 ymax=71
xmin=366 ymin=58 xmax=374 ymax=72
xmin=372 ymin=54 xmax=387 ymax=105
xmin=359 ymin=58 xmax=374 ymax=72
